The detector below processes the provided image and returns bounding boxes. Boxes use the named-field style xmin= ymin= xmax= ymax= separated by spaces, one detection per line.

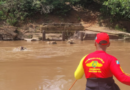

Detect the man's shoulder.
xmin=87 ymin=51 xmax=96 ymax=56
xmin=105 ymin=53 xmax=117 ymax=60
xmin=83 ymin=52 xmax=97 ymax=60
xmin=86 ymin=51 xmax=117 ymax=60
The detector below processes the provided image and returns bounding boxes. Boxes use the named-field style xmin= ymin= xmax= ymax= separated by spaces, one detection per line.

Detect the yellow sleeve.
xmin=120 ymin=67 xmax=130 ymax=76
xmin=74 ymin=55 xmax=87 ymax=80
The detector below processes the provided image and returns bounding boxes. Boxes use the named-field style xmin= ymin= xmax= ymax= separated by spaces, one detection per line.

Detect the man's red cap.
xmin=95 ymin=32 xmax=109 ymax=45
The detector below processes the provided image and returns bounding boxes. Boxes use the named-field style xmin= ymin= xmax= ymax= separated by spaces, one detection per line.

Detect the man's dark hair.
xmin=99 ymin=40 xmax=107 ymax=45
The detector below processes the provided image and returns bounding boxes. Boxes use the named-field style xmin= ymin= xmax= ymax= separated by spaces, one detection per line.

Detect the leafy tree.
xmin=0 ymin=0 xmax=77 ymax=25
xmin=102 ymin=0 xmax=130 ymax=19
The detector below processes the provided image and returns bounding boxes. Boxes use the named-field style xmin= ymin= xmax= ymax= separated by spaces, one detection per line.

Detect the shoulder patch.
xmin=95 ymin=37 xmax=97 ymax=40
xmin=116 ymin=60 xmax=120 ymax=64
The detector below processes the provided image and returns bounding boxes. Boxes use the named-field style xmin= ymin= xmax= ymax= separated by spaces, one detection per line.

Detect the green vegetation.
xmin=0 ymin=0 xmax=130 ymax=30
xmin=115 ymin=24 xmax=126 ymax=32
xmin=102 ymin=0 xmax=130 ymax=19
xmin=0 ymin=0 xmax=72 ymax=25
xmin=0 ymin=0 xmax=93 ymax=26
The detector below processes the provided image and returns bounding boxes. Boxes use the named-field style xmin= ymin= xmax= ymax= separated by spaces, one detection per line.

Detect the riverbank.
xmin=0 ymin=3 xmax=130 ymax=41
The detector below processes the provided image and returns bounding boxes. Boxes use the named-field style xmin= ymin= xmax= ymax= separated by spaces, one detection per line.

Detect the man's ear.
xmin=107 ymin=42 xmax=110 ymax=47
xmin=95 ymin=42 xmax=96 ymax=46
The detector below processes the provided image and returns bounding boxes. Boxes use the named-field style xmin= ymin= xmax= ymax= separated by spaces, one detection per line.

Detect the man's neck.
xmin=95 ymin=43 xmax=107 ymax=52
xmin=96 ymin=48 xmax=106 ymax=52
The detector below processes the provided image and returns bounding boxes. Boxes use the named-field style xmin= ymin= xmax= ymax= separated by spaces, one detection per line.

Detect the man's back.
xmin=83 ymin=50 xmax=120 ymax=90
xmin=83 ymin=50 xmax=114 ymax=78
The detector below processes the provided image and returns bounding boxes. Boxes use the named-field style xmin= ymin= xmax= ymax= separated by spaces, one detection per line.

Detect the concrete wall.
xmin=39 ymin=23 xmax=84 ymax=33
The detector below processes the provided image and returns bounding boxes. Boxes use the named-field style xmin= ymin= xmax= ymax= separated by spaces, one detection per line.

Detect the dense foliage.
xmin=0 ymin=0 xmax=130 ymax=26
xmin=102 ymin=0 xmax=130 ymax=19
xmin=0 ymin=0 xmax=69 ymax=25
xmin=0 ymin=0 xmax=54 ymax=25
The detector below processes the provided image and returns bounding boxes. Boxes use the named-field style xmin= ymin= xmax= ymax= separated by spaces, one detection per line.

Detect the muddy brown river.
xmin=0 ymin=40 xmax=130 ymax=90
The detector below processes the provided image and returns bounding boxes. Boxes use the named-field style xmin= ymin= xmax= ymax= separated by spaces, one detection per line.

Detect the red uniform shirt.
xmin=83 ymin=50 xmax=130 ymax=85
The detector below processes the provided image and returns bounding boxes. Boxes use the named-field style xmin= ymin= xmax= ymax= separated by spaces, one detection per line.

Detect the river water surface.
xmin=0 ymin=40 xmax=130 ymax=90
